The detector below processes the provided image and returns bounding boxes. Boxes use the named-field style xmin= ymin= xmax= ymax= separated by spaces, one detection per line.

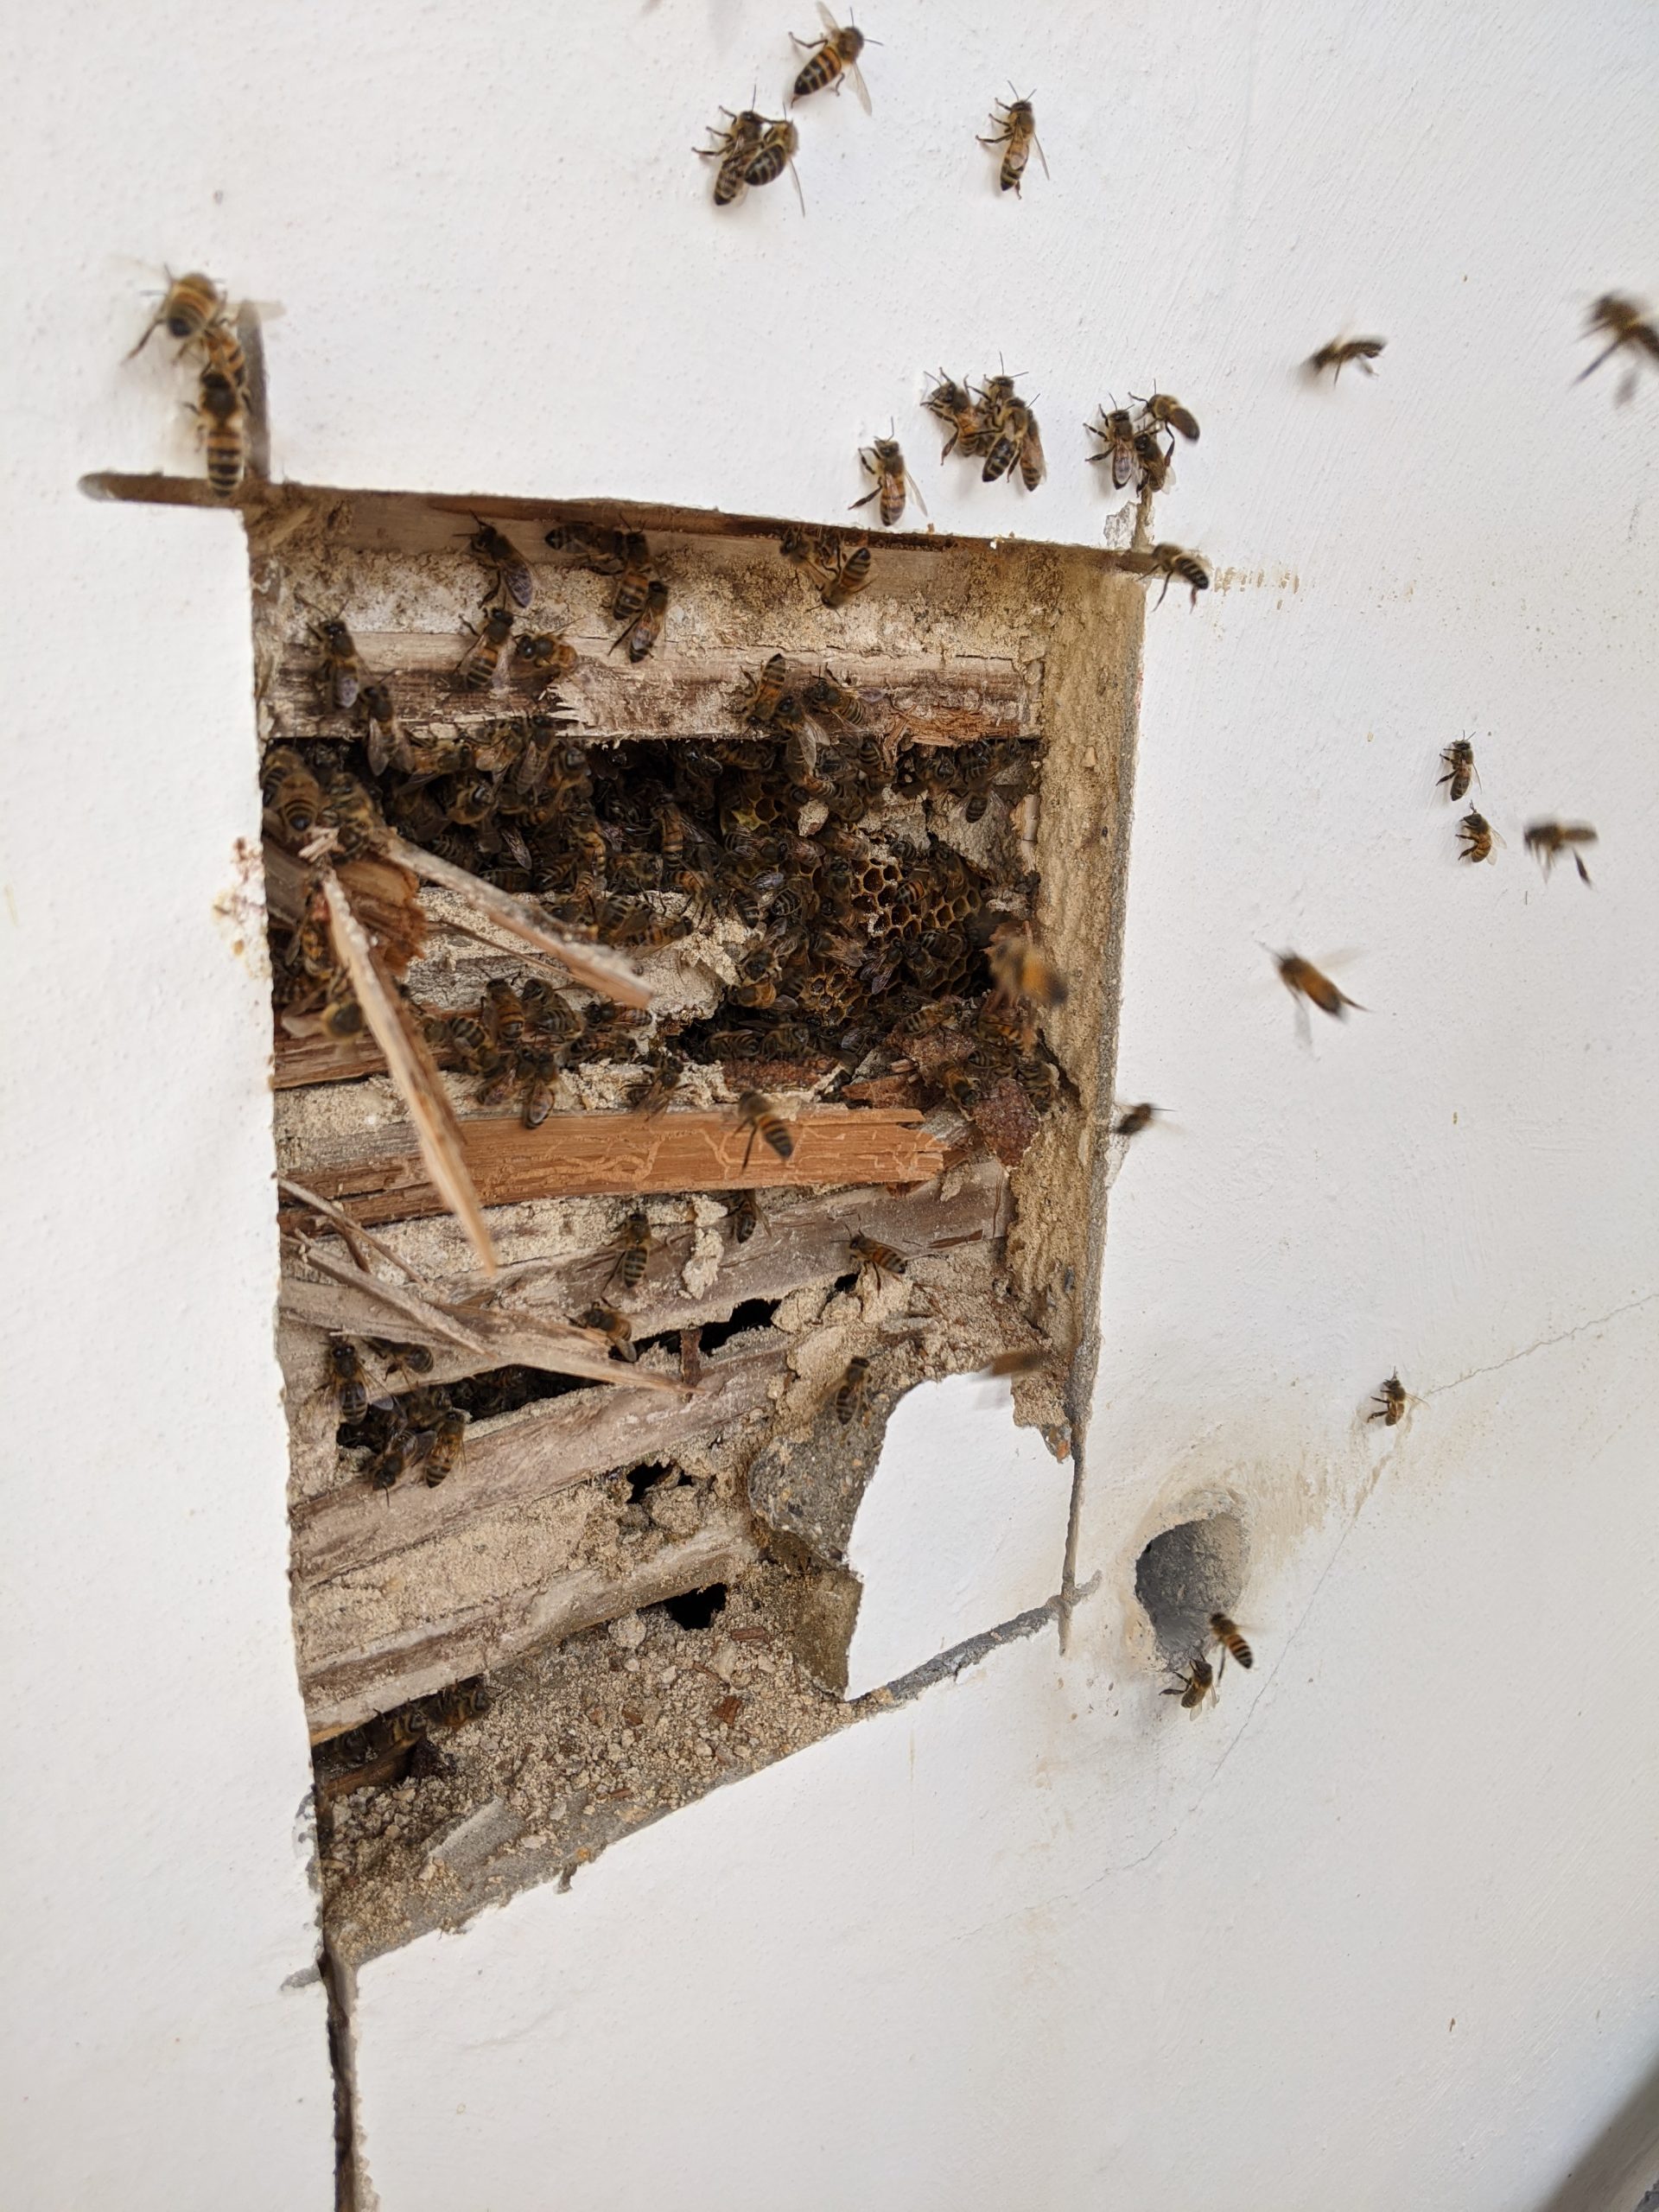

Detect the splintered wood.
xmin=286 ymin=1104 xmax=946 ymax=1220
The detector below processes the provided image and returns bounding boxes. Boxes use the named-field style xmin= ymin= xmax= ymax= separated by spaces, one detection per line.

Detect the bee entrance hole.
xmin=698 ymin=1297 xmax=781 ymax=1353
xmin=1133 ymin=1512 xmax=1246 ymax=1672
xmin=625 ymin=1460 xmax=676 ymax=1502
xmin=659 ymin=1584 xmax=728 ymax=1631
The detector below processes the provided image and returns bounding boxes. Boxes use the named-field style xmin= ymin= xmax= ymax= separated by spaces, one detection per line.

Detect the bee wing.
xmin=849 ymin=59 xmax=873 ymax=113
xmin=903 ymin=466 xmax=929 ymax=518
xmin=1033 ymin=130 xmax=1050 ymax=178
xmin=816 ymin=1 xmax=841 ymax=30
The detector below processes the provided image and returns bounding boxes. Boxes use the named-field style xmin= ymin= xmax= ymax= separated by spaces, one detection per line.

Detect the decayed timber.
xmin=264 ymin=638 xmax=1035 ymax=748
xmin=295 ymin=1338 xmax=786 ymax=1590
xmin=279 ymin=1163 xmax=1010 ymax=1391
xmin=283 ymin=1103 xmax=949 ymax=1219
xmin=302 ymin=1509 xmax=760 ymax=1740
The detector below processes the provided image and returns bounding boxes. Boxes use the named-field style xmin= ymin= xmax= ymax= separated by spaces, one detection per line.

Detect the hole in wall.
xmin=1134 ymin=1511 xmax=1246 ymax=1671
xmin=698 ymin=1296 xmax=781 ymax=1352
xmin=625 ymin=1460 xmax=675 ymax=1501
xmin=660 ymin=1583 xmax=729 ymax=1631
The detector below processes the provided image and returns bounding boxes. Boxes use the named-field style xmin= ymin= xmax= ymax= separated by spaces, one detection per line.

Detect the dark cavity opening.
xmin=698 ymin=1298 xmax=781 ymax=1354
xmin=660 ymin=1584 xmax=728 ymax=1631
xmin=626 ymin=1461 xmax=675 ymax=1502
xmin=1134 ymin=1512 xmax=1246 ymax=1672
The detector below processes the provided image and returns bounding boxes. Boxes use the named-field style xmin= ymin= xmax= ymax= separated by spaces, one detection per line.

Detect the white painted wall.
xmin=6 ymin=1 xmax=1658 ymax=2206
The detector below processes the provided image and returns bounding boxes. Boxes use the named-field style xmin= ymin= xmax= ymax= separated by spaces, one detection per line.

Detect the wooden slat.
xmin=264 ymin=640 xmax=1034 ymax=748
xmin=302 ymin=1511 xmax=760 ymax=1739
xmin=283 ymin=1104 xmax=948 ymax=1218
xmin=295 ymin=1339 xmax=785 ymax=1588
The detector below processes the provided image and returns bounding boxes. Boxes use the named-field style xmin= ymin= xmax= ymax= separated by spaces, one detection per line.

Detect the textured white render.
xmin=4 ymin=0 xmax=1658 ymax=2207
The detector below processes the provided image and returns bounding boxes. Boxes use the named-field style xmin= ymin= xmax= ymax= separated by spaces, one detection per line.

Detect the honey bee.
xmin=1457 ymin=810 xmax=1497 ymax=865
xmin=938 ymin=1065 xmax=980 ymax=1112
xmin=736 ymin=1090 xmax=794 ymax=1168
xmin=367 ymin=1426 xmax=432 ymax=1491
xmin=1113 ymin=1102 xmax=1163 ymax=1138
xmin=1439 ymin=736 xmax=1477 ymax=802
xmin=851 ymin=432 xmax=925 ymax=527
xmin=822 ymin=539 xmax=872 ymax=608
xmin=611 ymin=533 xmax=653 ymax=621
xmin=456 ymin=606 xmax=516 ymax=690
xmin=1577 ymin=292 xmax=1659 ymax=400
xmin=835 ymin=1353 xmax=873 ymax=1423
xmin=319 ymin=980 xmax=364 ymax=1040
xmin=1267 ymin=950 xmax=1363 ymax=1020
xmin=1524 ymin=820 xmax=1598 ymax=885
xmin=1306 ymin=335 xmax=1387 ymax=379
xmin=981 ymin=392 xmax=1039 ymax=486
xmin=1109 ymin=543 xmax=1211 ymax=606
xmin=1162 ymin=1653 xmax=1216 ymax=1712
xmin=743 ymin=118 xmax=804 ymax=208
xmin=543 ymin=521 xmax=627 ymax=572
xmin=1135 ymin=391 xmax=1201 ymax=446
xmin=262 ymin=746 xmax=324 ymax=841
xmin=1130 ymin=429 xmax=1170 ymax=493
xmin=126 ymin=270 xmax=225 ymax=359
xmin=849 ymin=1231 xmax=906 ymax=1285
xmin=632 ymin=1042 xmax=685 ymax=1114
xmin=791 ymin=5 xmax=872 ymax=111
xmin=484 ymin=977 xmax=528 ymax=1046
xmin=578 ymin=1301 xmax=639 ymax=1362
xmin=367 ymin=1338 xmax=436 ymax=1380
xmin=1085 ymin=404 xmax=1142 ymax=489
xmin=735 ymin=652 xmax=791 ymax=727
xmin=988 ymin=929 xmax=1067 ymax=1007
xmin=604 ymin=1209 xmax=655 ymax=1294
xmin=423 ymin=1407 xmax=468 ymax=1486
xmin=727 ymin=1189 xmax=762 ymax=1243
xmin=515 ymin=626 xmax=578 ymax=679
xmin=327 ymin=1337 xmax=369 ymax=1420
xmin=611 ymin=577 xmax=668 ymax=662
xmin=779 ymin=527 xmax=840 ymax=587
xmin=925 ymin=372 xmax=988 ymax=461
xmin=1016 ymin=1054 xmax=1058 ymax=1115
xmin=803 ymin=667 xmax=869 ymax=728
xmin=312 ymin=617 xmax=365 ymax=713
xmin=318 ymin=768 xmax=382 ymax=858
xmin=520 ymin=1048 xmax=559 ymax=1128
xmin=467 ymin=518 xmax=534 ymax=610
xmin=1369 ymin=1371 xmax=1407 ymax=1426
xmin=1209 ymin=1612 xmax=1254 ymax=1675
xmin=192 ymin=365 xmax=245 ymax=497
xmin=979 ymin=91 xmax=1046 ymax=194
xmin=358 ymin=683 xmax=410 ymax=778
xmin=698 ymin=105 xmax=767 ymax=206
xmin=199 ymin=315 xmax=250 ymax=400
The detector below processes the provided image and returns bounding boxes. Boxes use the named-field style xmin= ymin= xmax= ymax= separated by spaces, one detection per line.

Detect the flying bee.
xmin=849 ymin=1231 xmax=906 ymax=1285
xmin=1266 ymin=949 xmax=1364 ymax=1021
xmin=1085 ymin=404 xmax=1142 ymax=489
xmin=1439 ymin=735 xmax=1478 ymax=802
xmin=1209 ymin=1613 xmax=1254 ymax=1675
xmin=835 ymin=1354 xmax=873 ymax=1424
xmin=514 ymin=626 xmax=578 ymax=679
xmin=1370 ymin=1371 xmax=1408 ymax=1426
xmin=698 ymin=104 xmax=766 ymax=206
xmin=467 ymin=518 xmax=534 ymax=609
xmin=604 ymin=1210 xmax=655 ymax=1294
xmin=979 ymin=90 xmax=1046 ymax=194
xmin=455 ymin=605 xmax=515 ymax=690
xmin=1114 ymin=1102 xmax=1164 ymax=1138
xmin=611 ymin=533 xmax=653 ymax=621
xmin=822 ymin=538 xmax=872 ymax=608
xmin=1163 ymin=1654 xmax=1216 ymax=1712
xmin=194 ymin=365 xmax=246 ymax=497
xmin=736 ymin=1090 xmax=793 ymax=1169
xmin=578 ymin=1301 xmax=638 ymax=1362
xmin=126 ymin=269 xmax=225 ymax=359
xmin=611 ymin=576 xmax=668 ymax=662
xmin=1108 ymin=543 xmax=1211 ymax=606
xmin=423 ymin=1408 xmax=468 ymax=1486
xmin=988 ymin=929 xmax=1067 ymax=1007
xmin=735 ymin=652 xmax=791 ymax=727
xmin=1305 ymin=335 xmax=1387 ymax=379
xmin=851 ymin=432 xmax=925 ymax=527
xmin=791 ymin=4 xmax=872 ymax=111
xmin=1524 ymin=820 xmax=1598 ymax=885
xmin=311 ymin=617 xmax=365 ymax=713
xmin=1130 ymin=429 xmax=1169 ymax=493
xmin=1577 ymin=292 xmax=1659 ymax=400
xmin=1134 ymin=390 xmax=1201 ymax=447
xmin=262 ymin=746 xmax=324 ymax=841
xmin=925 ymin=372 xmax=988 ymax=460
xmin=1457 ymin=809 xmax=1497 ymax=865
xmin=327 ymin=1337 xmax=369 ymax=1421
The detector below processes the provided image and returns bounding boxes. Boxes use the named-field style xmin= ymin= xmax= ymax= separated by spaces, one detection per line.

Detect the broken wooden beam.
xmin=264 ymin=639 xmax=1036 ymax=748
xmin=283 ymin=1104 xmax=948 ymax=1219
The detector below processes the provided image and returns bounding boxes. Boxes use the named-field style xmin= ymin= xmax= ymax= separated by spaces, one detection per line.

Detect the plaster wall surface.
xmin=3 ymin=1 xmax=1658 ymax=2208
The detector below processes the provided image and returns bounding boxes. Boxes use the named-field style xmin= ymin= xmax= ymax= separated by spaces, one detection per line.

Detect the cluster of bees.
xmin=324 ymin=1675 xmax=493 ymax=1781
xmin=125 ymin=270 xmax=251 ymax=497
xmin=327 ymin=1337 xmax=468 ymax=1491
xmin=925 ymin=370 xmax=1046 ymax=493
xmin=1434 ymin=733 xmax=1598 ymax=883
xmin=1164 ymin=1613 xmax=1255 ymax=1712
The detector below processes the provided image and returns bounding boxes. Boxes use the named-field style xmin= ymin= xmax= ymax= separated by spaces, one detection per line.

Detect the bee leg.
xmin=849 ymin=487 xmax=880 ymax=511
xmin=1573 ymin=851 xmax=1592 ymax=886
xmin=1574 ymin=340 xmax=1621 ymax=384
xmin=1153 ymin=574 xmax=1173 ymax=609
